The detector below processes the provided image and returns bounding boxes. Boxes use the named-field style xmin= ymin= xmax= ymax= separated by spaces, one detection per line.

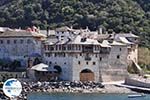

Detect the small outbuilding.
xmin=28 ymin=63 xmax=59 ymax=81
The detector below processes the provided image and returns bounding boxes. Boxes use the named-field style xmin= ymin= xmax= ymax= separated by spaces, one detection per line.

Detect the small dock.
xmin=116 ymin=84 xmax=150 ymax=93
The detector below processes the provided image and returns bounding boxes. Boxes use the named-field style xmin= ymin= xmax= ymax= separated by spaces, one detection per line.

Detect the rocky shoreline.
xmin=0 ymin=81 xmax=137 ymax=100
xmin=16 ymin=81 xmax=136 ymax=99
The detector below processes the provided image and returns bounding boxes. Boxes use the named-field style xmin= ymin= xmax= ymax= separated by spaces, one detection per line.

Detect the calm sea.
xmin=27 ymin=93 xmax=150 ymax=100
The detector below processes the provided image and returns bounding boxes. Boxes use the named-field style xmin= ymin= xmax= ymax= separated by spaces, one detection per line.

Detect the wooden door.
xmin=80 ymin=72 xmax=94 ymax=82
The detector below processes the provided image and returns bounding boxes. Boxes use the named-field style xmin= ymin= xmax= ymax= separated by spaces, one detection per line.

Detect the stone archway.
xmin=80 ymin=69 xmax=94 ymax=82
xmin=54 ymin=65 xmax=62 ymax=74
xmin=53 ymin=65 xmax=62 ymax=80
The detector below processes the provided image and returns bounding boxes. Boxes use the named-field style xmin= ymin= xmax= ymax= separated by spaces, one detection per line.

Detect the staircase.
xmin=132 ymin=60 xmax=144 ymax=76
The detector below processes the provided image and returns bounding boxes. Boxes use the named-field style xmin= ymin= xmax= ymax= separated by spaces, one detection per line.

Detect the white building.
xmin=112 ymin=33 xmax=139 ymax=64
xmin=43 ymin=26 xmax=138 ymax=82
xmin=0 ymin=26 xmax=139 ymax=82
xmin=28 ymin=63 xmax=58 ymax=81
xmin=0 ymin=27 xmax=46 ymax=67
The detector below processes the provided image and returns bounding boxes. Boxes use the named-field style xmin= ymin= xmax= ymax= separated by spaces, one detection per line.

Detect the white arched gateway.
xmin=80 ymin=69 xmax=94 ymax=82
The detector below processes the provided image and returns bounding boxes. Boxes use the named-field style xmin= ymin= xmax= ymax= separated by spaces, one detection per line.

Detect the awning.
xmin=31 ymin=63 xmax=57 ymax=72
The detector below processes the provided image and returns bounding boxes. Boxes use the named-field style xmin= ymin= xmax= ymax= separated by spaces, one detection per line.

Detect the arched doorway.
xmin=54 ymin=65 xmax=62 ymax=74
xmin=80 ymin=69 xmax=94 ymax=82
xmin=54 ymin=65 xmax=62 ymax=80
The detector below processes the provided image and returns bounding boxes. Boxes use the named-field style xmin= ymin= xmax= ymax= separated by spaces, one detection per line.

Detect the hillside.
xmin=0 ymin=0 xmax=11 ymax=6
xmin=0 ymin=0 xmax=149 ymax=47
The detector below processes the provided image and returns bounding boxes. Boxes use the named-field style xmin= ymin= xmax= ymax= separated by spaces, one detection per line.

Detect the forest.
xmin=0 ymin=0 xmax=149 ymax=47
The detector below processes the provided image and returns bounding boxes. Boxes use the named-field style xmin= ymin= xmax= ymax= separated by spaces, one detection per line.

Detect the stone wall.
xmin=100 ymin=45 xmax=128 ymax=82
xmin=72 ymin=53 xmax=100 ymax=82
xmin=44 ymin=54 xmax=73 ymax=81
xmin=0 ymin=71 xmax=26 ymax=81
xmin=0 ymin=37 xmax=42 ymax=58
xmin=0 ymin=37 xmax=42 ymax=67
xmin=43 ymin=43 xmax=129 ymax=82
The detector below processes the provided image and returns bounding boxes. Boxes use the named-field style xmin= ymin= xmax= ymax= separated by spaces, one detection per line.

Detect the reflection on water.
xmin=28 ymin=93 xmax=150 ymax=100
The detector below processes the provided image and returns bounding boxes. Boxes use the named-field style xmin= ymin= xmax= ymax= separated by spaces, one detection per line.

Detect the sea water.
xmin=27 ymin=93 xmax=150 ymax=100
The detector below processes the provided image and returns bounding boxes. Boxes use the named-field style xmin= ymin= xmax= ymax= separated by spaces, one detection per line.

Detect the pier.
xmin=116 ymin=84 xmax=150 ymax=93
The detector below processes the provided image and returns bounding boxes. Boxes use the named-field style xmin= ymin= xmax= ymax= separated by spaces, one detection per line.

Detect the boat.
xmin=128 ymin=94 xmax=146 ymax=98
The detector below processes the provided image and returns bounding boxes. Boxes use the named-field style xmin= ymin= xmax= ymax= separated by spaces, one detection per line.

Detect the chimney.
xmin=19 ymin=27 xmax=21 ymax=30
xmin=112 ymin=31 xmax=115 ymax=34
xmin=98 ymin=27 xmax=103 ymax=34
xmin=37 ymin=26 xmax=40 ymax=33
xmin=70 ymin=26 xmax=73 ymax=29
xmin=86 ymin=26 xmax=89 ymax=32
xmin=32 ymin=26 xmax=37 ymax=32
xmin=129 ymin=31 xmax=132 ymax=34
xmin=46 ymin=26 xmax=49 ymax=37
xmin=106 ymin=31 xmax=108 ymax=34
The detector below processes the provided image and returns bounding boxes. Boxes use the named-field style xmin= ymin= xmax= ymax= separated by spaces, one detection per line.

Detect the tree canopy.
xmin=0 ymin=0 xmax=149 ymax=47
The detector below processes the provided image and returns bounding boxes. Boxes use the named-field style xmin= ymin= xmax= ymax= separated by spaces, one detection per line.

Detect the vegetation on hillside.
xmin=138 ymin=47 xmax=150 ymax=74
xmin=0 ymin=0 xmax=149 ymax=47
xmin=138 ymin=47 xmax=150 ymax=66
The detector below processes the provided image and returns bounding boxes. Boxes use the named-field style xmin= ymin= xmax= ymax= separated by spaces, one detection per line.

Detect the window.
xmin=63 ymin=53 xmax=66 ymax=57
xmin=27 ymin=39 xmax=31 ymax=44
xmin=72 ymin=45 xmax=74 ymax=50
xmin=56 ymin=36 xmax=59 ymax=38
xmin=93 ymin=62 xmax=96 ymax=65
xmin=55 ymin=45 xmax=58 ymax=50
xmin=75 ymin=45 xmax=78 ymax=50
xmin=14 ymin=40 xmax=17 ymax=44
xmin=7 ymin=40 xmax=10 ymax=44
xmin=54 ymin=53 xmax=57 ymax=57
xmin=79 ymin=45 xmax=81 ymax=50
xmin=83 ymin=45 xmax=94 ymax=52
xmin=42 ymin=72 xmax=45 ymax=75
xmin=117 ymin=55 xmax=120 ymax=59
xmin=68 ymin=45 xmax=71 ymax=50
xmin=95 ymin=46 xmax=98 ymax=50
xmin=0 ymin=40 xmax=3 ymax=44
xmin=95 ymin=54 xmax=97 ymax=58
xmin=44 ymin=45 xmax=47 ymax=50
xmin=49 ymin=61 xmax=52 ymax=65
xmin=120 ymin=48 xmax=122 ymax=51
xmin=59 ymin=45 xmax=61 ymax=50
xmin=80 ymin=53 xmax=82 ymax=56
xmin=86 ymin=62 xmax=88 ymax=65
xmin=20 ymin=39 xmax=24 ymax=44
xmin=36 ymin=71 xmax=40 ymax=74
xmin=45 ymin=53 xmax=48 ymax=57
xmin=50 ymin=47 xmax=54 ymax=50
xmin=100 ymin=57 xmax=102 ymax=61
xmin=62 ymin=46 xmax=66 ymax=50
xmin=78 ymin=61 xmax=80 ymax=65
xmin=76 ymin=54 xmax=78 ymax=58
